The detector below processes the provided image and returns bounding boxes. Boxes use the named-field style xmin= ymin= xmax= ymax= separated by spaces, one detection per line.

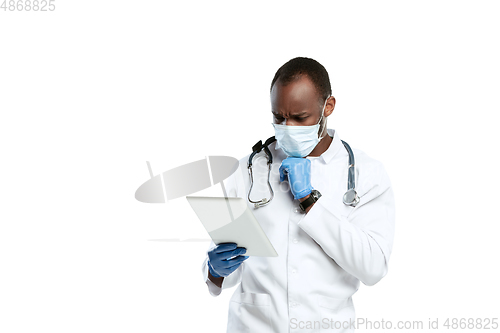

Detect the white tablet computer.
xmin=186 ymin=196 xmax=278 ymax=257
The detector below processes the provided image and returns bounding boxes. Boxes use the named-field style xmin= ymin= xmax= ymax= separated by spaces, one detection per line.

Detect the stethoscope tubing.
xmin=248 ymin=136 xmax=359 ymax=208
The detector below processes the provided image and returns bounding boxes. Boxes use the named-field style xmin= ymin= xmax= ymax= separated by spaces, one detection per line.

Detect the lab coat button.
xmin=292 ymin=238 xmax=298 ymax=244
xmin=292 ymin=269 xmax=296 ymax=274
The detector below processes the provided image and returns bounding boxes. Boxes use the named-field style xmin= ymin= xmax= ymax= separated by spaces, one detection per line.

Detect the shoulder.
xmin=236 ymin=137 xmax=279 ymax=170
xmin=220 ymin=153 xmax=251 ymax=198
xmin=352 ymin=148 xmax=387 ymax=175
xmin=351 ymin=147 xmax=392 ymax=197
xmin=230 ymin=140 xmax=279 ymax=196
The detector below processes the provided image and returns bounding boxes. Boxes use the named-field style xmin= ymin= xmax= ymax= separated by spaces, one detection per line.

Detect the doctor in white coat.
xmin=201 ymin=57 xmax=396 ymax=333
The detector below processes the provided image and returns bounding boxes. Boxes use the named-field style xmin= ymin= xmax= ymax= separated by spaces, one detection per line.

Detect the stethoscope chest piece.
xmin=343 ymin=188 xmax=360 ymax=207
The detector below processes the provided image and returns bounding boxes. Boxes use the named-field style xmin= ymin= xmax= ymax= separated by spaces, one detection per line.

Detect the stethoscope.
xmin=247 ymin=136 xmax=360 ymax=209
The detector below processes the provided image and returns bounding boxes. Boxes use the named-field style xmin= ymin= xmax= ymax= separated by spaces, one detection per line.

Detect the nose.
xmin=283 ymin=118 xmax=301 ymax=126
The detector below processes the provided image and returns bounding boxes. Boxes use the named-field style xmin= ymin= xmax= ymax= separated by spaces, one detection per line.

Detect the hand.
xmin=279 ymin=157 xmax=313 ymax=200
xmin=207 ymin=243 xmax=249 ymax=278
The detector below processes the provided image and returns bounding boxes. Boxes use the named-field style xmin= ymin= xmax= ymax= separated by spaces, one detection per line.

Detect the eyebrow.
xmin=272 ymin=111 xmax=308 ymax=117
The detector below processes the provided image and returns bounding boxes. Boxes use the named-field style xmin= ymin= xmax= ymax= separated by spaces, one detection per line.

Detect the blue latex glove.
xmin=279 ymin=157 xmax=313 ymax=200
xmin=208 ymin=242 xmax=249 ymax=278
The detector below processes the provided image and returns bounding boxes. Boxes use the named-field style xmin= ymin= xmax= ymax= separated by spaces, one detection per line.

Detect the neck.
xmin=307 ymin=132 xmax=333 ymax=157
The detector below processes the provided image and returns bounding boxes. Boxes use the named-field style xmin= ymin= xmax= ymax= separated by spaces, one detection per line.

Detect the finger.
xmin=291 ymin=179 xmax=304 ymax=193
xmin=220 ymin=247 xmax=247 ymax=260
xmin=226 ymin=256 xmax=250 ymax=269
xmin=214 ymin=243 xmax=238 ymax=253
xmin=295 ymin=158 xmax=309 ymax=174
xmin=224 ymin=255 xmax=250 ymax=269
xmin=279 ymin=164 xmax=288 ymax=182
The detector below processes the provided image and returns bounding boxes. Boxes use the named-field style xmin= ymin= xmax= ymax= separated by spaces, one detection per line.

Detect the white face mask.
xmin=272 ymin=97 xmax=329 ymax=157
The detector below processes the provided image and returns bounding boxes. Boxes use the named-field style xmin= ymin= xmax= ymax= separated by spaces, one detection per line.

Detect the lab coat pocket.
xmin=228 ymin=292 xmax=273 ymax=333
xmin=317 ymin=294 xmax=355 ymax=332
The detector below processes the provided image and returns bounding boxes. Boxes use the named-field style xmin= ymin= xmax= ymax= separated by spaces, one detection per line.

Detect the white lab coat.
xmin=201 ymin=128 xmax=395 ymax=333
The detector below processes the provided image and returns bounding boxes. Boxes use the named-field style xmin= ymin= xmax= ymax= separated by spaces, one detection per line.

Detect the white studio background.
xmin=1 ymin=1 xmax=499 ymax=332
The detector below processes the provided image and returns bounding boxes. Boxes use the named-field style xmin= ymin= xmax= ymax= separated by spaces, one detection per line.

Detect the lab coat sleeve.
xmin=297 ymin=163 xmax=395 ymax=286
xmin=200 ymin=169 xmax=245 ymax=296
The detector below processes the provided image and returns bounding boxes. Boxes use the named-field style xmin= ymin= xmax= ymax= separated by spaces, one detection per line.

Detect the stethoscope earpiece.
xmin=248 ymin=136 xmax=276 ymax=208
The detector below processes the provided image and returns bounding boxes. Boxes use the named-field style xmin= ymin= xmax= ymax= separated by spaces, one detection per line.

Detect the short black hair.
xmin=270 ymin=57 xmax=332 ymax=104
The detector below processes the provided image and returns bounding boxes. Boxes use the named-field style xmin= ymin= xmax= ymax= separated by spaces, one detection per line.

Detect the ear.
xmin=324 ymin=96 xmax=336 ymax=117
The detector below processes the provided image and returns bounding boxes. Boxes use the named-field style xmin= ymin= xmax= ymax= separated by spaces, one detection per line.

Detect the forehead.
xmin=270 ymin=75 xmax=320 ymax=113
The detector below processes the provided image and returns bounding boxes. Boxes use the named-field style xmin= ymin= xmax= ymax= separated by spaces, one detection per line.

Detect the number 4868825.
xmin=1 ymin=0 xmax=56 ymax=11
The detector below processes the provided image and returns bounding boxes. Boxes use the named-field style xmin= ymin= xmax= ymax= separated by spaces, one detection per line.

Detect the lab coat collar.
xmin=274 ymin=128 xmax=343 ymax=165
xmin=314 ymin=128 xmax=342 ymax=164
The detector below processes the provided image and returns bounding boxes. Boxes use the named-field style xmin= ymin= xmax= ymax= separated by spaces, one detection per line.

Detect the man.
xmin=201 ymin=57 xmax=395 ymax=333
